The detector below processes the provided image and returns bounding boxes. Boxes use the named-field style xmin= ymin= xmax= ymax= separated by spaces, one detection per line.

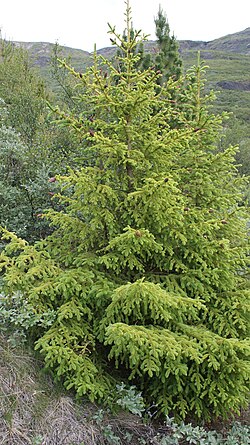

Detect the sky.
xmin=0 ymin=0 xmax=249 ymax=52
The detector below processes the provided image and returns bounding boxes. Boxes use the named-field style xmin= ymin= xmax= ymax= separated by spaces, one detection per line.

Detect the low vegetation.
xmin=0 ymin=333 xmax=249 ymax=444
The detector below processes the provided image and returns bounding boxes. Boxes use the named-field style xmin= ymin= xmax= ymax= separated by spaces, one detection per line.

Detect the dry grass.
xmin=0 ymin=333 xmax=249 ymax=445
xmin=0 ymin=333 xmax=158 ymax=445
xmin=0 ymin=333 xmax=101 ymax=444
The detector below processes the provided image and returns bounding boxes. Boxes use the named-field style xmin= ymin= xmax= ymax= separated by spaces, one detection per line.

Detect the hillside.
xmin=12 ymin=28 xmax=250 ymax=123
xmin=9 ymin=28 xmax=250 ymax=179
xmin=13 ymin=27 xmax=250 ymax=64
xmin=204 ymin=27 xmax=250 ymax=54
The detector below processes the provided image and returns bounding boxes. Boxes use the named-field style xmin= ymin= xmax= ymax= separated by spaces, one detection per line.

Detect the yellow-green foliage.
xmin=0 ymin=2 xmax=249 ymax=421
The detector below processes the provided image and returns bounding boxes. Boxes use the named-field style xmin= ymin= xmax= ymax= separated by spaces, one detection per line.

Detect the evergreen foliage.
xmin=0 ymin=1 xmax=249 ymax=420
xmin=154 ymin=5 xmax=182 ymax=84
xmin=114 ymin=4 xmax=182 ymax=85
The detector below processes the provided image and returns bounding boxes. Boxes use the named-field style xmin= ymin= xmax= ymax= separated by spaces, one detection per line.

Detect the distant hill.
xmin=13 ymin=40 xmax=91 ymax=69
xmin=12 ymin=28 xmax=250 ymax=123
xmin=202 ymin=27 xmax=250 ymax=54
xmin=12 ymin=27 xmax=250 ymax=64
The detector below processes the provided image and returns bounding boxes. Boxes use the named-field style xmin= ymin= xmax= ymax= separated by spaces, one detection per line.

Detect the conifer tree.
xmin=115 ymin=4 xmax=182 ymax=84
xmin=154 ymin=5 xmax=182 ymax=83
xmin=0 ymin=1 xmax=249 ymax=420
xmin=113 ymin=12 xmax=152 ymax=84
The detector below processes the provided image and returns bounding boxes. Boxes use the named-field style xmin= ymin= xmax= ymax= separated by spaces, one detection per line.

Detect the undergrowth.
xmin=0 ymin=332 xmax=249 ymax=445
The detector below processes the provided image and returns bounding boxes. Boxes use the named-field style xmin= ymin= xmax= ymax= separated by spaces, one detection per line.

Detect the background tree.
xmin=0 ymin=38 xmax=82 ymax=166
xmin=114 ymin=4 xmax=182 ymax=84
xmin=0 ymin=39 xmax=49 ymax=147
xmin=0 ymin=39 xmax=86 ymax=240
xmin=0 ymin=1 xmax=249 ymax=421
xmin=0 ymin=99 xmax=55 ymax=240
xmin=154 ymin=5 xmax=182 ymax=84
xmin=0 ymin=41 xmax=60 ymax=241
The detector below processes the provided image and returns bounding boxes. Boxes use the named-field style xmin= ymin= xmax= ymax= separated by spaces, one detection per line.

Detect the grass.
xmin=0 ymin=332 xmax=249 ymax=445
xmin=0 ymin=333 xmax=100 ymax=444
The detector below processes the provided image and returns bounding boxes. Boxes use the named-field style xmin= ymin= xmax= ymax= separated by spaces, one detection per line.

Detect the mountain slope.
xmin=12 ymin=27 xmax=250 ymax=70
xmin=205 ymin=27 xmax=250 ymax=54
xmin=11 ymin=28 xmax=250 ymax=125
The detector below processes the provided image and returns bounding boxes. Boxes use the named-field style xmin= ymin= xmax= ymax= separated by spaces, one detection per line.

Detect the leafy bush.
xmin=159 ymin=417 xmax=250 ymax=445
xmin=0 ymin=104 xmax=54 ymax=240
xmin=115 ymin=383 xmax=145 ymax=416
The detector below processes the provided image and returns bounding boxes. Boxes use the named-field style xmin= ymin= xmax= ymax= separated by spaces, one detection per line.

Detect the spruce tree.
xmin=115 ymin=26 xmax=150 ymax=74
xmin=115 ymin=4 xmax=182 ymax=84
xmin=0 ymin=1 xmax=249 ymax=420
xmin=154 ymin=5 xmax=182 ymax=84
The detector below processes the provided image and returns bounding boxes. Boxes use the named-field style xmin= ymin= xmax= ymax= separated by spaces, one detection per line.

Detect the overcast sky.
xmin=0 ymin=0 xmax=249 ymax=52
